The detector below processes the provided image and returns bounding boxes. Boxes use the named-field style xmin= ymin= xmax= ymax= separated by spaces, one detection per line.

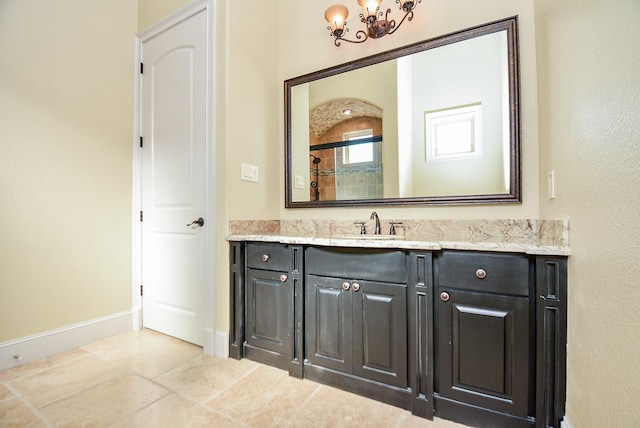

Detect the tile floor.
xmin=0 ymin=330 xmax=465 ymax=427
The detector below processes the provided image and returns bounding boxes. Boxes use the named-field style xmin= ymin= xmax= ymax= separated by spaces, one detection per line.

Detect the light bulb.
xmin=357 ymin=0 xmax=382 ymax=18
xmin=324 ymin=5 xmax=349 ymax=33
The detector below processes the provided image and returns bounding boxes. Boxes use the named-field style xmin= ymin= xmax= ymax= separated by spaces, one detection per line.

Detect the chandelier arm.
xmin=335 ymin=29 xmax=370 ymax=46
xmin=386 ymin=10 xmax=413 ymax=35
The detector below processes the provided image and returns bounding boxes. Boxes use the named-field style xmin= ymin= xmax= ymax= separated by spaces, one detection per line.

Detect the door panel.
xmin=353 ymin=281 xmax=408 ymax=388
xmin=141 ymin=10 xmax=207 ymax=345
xmin=246 ymin=269 xmax=291 ymax=355
xmin=437 ymin=290 xmax=530 ymax=417
xmin=306 ymin=275 xmax=352 ymax=372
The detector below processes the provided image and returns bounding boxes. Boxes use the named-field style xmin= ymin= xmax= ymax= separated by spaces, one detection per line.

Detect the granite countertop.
xmin=226 ymin=233 xmax=571 ymax=256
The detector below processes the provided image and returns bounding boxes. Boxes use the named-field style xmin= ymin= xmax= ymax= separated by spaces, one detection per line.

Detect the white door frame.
xmin=132 ymin=0 xmax=219 ymax=356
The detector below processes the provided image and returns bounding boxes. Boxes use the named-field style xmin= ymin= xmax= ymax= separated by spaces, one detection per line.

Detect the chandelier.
xmin=324 ymin=0 xmax=421 ymax=47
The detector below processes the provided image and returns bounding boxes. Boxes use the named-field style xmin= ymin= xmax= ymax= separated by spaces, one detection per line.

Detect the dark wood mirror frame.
xmin=285 ymin=16 xmax=520 ymax=208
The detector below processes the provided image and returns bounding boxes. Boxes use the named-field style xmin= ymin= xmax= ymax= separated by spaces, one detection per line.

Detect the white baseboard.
xmin=201 ymin=328 xmax=227 ymax=358
xmin=214 ymin=330 xmax=229 ymax=358
xmin=131 ymin=307 xmax=143 ymax=331
xmin=0 ymin=311 xmax=132 ymax=371
xmin=561 ymin=417 xmax=572 ymax=428
xmin=203 ymin=327 xmax=215 ymax=356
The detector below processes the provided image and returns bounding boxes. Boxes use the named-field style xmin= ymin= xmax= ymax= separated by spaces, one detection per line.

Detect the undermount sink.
xmin=332 ymin=234 xmax=403 ymax=240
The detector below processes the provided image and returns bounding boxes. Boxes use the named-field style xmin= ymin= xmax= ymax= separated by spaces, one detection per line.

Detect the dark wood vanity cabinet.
xmin=229 ymin=242 xmax=567 ymax=428
xmin=305 ymin=275 xmax=408 ymax=387
xmin=229 ymin=242 xmax=304 ymax=377
xmin=435 ymin=252 xmax=534 ymax=427
xmin=304 ymin=247 xmax=410 ymax=406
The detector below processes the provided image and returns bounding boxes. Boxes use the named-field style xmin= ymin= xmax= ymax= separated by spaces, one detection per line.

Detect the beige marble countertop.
xmin=226 ymin=233 xmax=571 ymax=256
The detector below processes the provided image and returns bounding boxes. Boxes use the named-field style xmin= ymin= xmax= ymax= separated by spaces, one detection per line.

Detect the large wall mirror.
xmin=285 ymin=17 xmax=520 ymax=208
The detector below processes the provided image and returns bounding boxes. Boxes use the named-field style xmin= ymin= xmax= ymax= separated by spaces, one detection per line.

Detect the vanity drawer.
xmin=246 ymin=242 xmax=290 ymax=272
xmin=305 ymin=246 xmax=406 ymax=283
xmin=437 ymin=252 xmax=530 ymax=296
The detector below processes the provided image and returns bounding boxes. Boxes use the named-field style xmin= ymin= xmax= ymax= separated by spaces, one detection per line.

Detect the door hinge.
xmin=140 ymin=62 xmax=144 ymax=74
xmin=139 ymin=211 xmax=143 ymax=222
xmin=140 ymin=285 xmax=143 ymax=296
xmin=139 ymin=136 xmax=143 ymax=148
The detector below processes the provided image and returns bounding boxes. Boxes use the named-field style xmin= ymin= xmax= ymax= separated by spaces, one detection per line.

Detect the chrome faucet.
xmin=370 ymin=211 xmax=381 ymax=234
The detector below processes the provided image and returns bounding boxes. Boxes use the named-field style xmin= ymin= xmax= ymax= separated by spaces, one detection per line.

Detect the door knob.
xmin=342 ymin=282 xmax=351 ymax=291
xmin=440 ymin=291 xmax=450 ymax=302
xmin=351 ymin=282 xmax=361 ymax=292
xmin=186 ymin=217 xmax=204 ymax=227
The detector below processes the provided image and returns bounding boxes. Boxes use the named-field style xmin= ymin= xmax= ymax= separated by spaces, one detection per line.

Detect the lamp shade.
xmin=357 ymin=0 xmax=382 ymax=17
xmin=324 ymin=5 xmax=349 ymax=33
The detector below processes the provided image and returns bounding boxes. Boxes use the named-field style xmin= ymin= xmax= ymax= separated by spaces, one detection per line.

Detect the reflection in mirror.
xmin=309 ymin=99 xmax=384 ymax=201
xmin=286 ymin=17 xmax=520 ymax=208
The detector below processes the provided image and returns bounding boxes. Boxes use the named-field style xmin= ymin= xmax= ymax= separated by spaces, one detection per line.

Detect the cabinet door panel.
xmin=437 ymin=290 xmax=530 ymax=417
xmin=353 ymin=281 xmax=408 ymax=388
xmin=306 ymin=275 xmax=352 ymax=372
xmin=246 ymin=269 xmax=291 ymax=355
xmin=456 ymin=304 xmax=509 ymax=395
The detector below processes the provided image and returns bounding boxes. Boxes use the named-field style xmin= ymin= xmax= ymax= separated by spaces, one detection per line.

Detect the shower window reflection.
xmin=343 ymin=129 xmax=374 ymax=164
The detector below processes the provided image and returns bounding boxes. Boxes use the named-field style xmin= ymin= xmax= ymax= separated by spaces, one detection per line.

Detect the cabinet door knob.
xmin=475 ymin=268 xmax=487 ymax=279
xmin=261 ymin=254 xmax=270 ymax=262
xmin=279 ymin=274 xmax=288 ymax=282
xmin=342 ymin=281 xmax=351 ymax=291
xmin=352 ymin=282 xmax=361 ymax=292
xmin=440 ymin=291 xmax=450 ymax=302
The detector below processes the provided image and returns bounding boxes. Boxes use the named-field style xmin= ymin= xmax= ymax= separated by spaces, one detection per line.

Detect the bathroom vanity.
xmin=228 ymin=234 xmax=568 ymax=428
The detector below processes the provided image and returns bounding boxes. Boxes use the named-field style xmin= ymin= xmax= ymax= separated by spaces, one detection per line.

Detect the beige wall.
xmin=0 ymin=0 xmax=137 ymax=341
xmin=223 ymin=2 xmax=280 ymax=222
xmin=535 ymin=0 xmax=640 ymax=425
xmin=213 ymin=0 xmax=280 ymax=330
xmin=137 ymin=0 xmax=192 ymax=31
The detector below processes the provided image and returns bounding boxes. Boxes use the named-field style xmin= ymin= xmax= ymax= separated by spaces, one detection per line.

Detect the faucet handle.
xmin=389 ymin=221 xmax=403 ymax=235
xmin=354 ymin=221 xmax=366 ymax=234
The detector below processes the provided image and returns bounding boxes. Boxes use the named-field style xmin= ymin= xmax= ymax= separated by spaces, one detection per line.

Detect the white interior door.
xmin=140 ymin=9 xmax=207 ymax=346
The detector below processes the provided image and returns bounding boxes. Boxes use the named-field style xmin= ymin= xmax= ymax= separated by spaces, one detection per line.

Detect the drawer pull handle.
xmin=342 ymin=282 xmax=351 ymax=291
xmin=280 ymin=274 xmax=288 ymax=282
xmin=440 ymin=291 xmax=450 ymax=302
xmin=352 ymin=282 xmax=361 ymax=292
xmin=261 ymin=254 xmax=270 ymax=262
xmin=475 ymin=268 xmax=487 ymax=279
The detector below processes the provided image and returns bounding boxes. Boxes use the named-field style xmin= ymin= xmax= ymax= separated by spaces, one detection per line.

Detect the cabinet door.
xmin=437 ymin=289 xmax=530 ymax=418
xmin=246 ymin=268 xmax=291 ymax=356
xmin=306 ymin=275 xmax=352 ymax=373
xmin=353 ymin=281 xmax=408 ymax=388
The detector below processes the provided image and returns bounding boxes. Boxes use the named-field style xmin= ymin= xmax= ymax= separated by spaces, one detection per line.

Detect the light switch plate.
xmin=294 ymin=175 xmax=305 ymax=189
xmin=241 ymin=163 xmax=259 ymax=183
xmin=548 ymin=170 xmax=556 ymax=199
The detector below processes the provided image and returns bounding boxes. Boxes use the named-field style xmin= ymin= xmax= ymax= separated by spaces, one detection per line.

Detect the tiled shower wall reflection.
xmin=310 ymin=116 xmax=382 ymax=201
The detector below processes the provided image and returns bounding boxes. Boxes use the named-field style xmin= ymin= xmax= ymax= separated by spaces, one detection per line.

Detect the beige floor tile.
xmin=114 ymin=393 xmax=246 ymax=428
xmin=0 ymin=383 xmax=14 ymax=402
xmin=0 ymin=330 xmax=474 ymax=428
xmin=287 ymin=384 xmax=405 ymax=428
xmin=0 ymin=348 xmax=90 ymax=383
xmin=112 ymin=335 xmax=202 ymax=378
xmin=155 ymin=355 xmax=259 ymax=403
xmin=83 ymin=329 xmax=175 ymax=361
xmin=207 ymin=364 xmax=319 ymax=426
xmin=0 ymin=397 xmax=46 ymax=427
xmin=38 ymin=372 xmax=170 ymax=427
xmin=398 ymin=411 xmax=468 ymax=427
xmin=8 ymin=354 xmax=125 ymax=408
